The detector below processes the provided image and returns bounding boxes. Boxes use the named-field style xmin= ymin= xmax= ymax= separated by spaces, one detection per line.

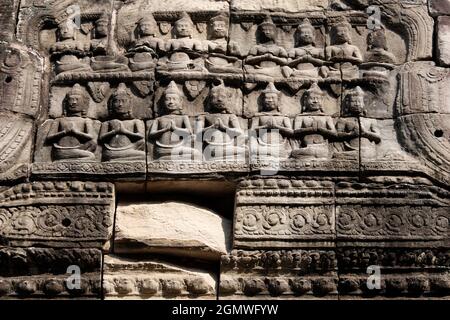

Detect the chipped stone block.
xmin=103 ymin=255 xmax=217 ymax=300
xmin=437 ymin=16 xmax=450 ymax=67
xmin=114 ymin=201 xmax=232 ymax=260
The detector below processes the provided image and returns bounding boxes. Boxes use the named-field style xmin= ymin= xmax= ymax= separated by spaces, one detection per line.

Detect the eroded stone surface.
xmin=438 ymin=16 xmax=450 ymax=67
xmin=430 ymin=0 xmax=450 ymax=16
xmin=114 ymin=201 xmax=231 ymax=260
xmin=103 ymin=255 xmax=217 ymax=299
xmin=0 ymin=0 xmax=448 ymax=301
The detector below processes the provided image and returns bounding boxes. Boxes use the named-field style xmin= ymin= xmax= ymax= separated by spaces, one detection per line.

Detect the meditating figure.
xmin=46 ymin=84 xmax=98 ymax=161
xmin=50 ymin=20 xmax=90 ymax=74
xmin=365 ymin=28 xmax=396 ymax=64
xmin=335 ymin=86 xmax=381 ymax=159
xmin=99 ymin=84 xmax=145 ymax=162
xmin=325 ymin=18 xmax=363 ymax=79
xmin=148 ymin=81 xmax=202 ymax=161
xmin=162 ymin=12 xmax=206 ymax=71
xmin=250 ymin=83 xmax=294 ymax=161
xmin=361 ymin=28 xmax=396 ymax=79
xmin=292 ymin=83 xmax=337 ymax=160
xmin=285 ymin=18 xmax=325 ymax=78
xmin=245 ymin=17 xmax=288 ymax=78
xmin=90 ymin=14 xmax=128 ymax=72
xmin=204 ymin=13 xmax=242 ymax=73
xmin=128 ymin=15 xmax=165 ymax=71
xmin=198 ymin=81 xmax=246 ymax=161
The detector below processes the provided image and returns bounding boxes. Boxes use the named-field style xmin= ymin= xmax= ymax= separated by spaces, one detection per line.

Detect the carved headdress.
xmin=176 ymin=12 xmax=194 ymax=28
xmin=165 ymin=81 xmax=182 ymax=96
xmin=298 ymin=18 xmax=315 ymax=32
xmin=333 ymin=16 xmax=352 ymax=30
xmin=210 ymin=13 xmax=228 ymax=25
xmin=96 ymin=13 xmax=110 ymax=26
xmin=68 ymin=84 xmax=86 ymax=98
xmin=262 ymin=82 xmax=280 ymax=95
xmin=345 ymin=85 xmax=364 ymax=98
xmin=210 ymin=79 xmax=227 ymax=94
xmin=138 ymin=15 xmax=157 ymax=26
xmin=259 ymin=15 xmax=276 ymax=29
xmin=111 ymin=83 xmax=130 ymax=99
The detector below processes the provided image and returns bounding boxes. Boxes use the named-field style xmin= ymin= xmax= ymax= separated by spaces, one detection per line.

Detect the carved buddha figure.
xmin=326 ymin=19 xmax=363 ymax=78
xmin=50 ymin=21 xmax=90 ymax=74
xmin=90 ymin=14 xmax=128 ymax=72
xmin=128 ymin=15 xmax=165 ymax=71
xmin=164 ymin=12 xmax=206 ymax=71
xmin=148 ymin=81 xmax=202 ymax=161
xmin=335 ymin=86 xmax=381 ymax=159
xmin=361 ymin=28 xmax=396 ymax=79
xmin=46 ymin=84 xmax=97 ymax=161
xmin=286 ymin=18 xmax=325 ymax=78
xmin=205 ymin=13 xmax=229 ymax=54
xmin=292 ymin=83 xmax=337 ymax=159
xmin=204 ymin=13 xmax=242 ymax=73
xmin=366 ymin=28 xmax=396 ymax=64
xmin=198 ymin=81 xmax=246 ymax=161
xmin=246 ymin=17 xmax=288 ymax=77
xmin=250 ymin=83 xmax=294 ymax=160
xmin=99 ymin=84 xmax=145 ymax=162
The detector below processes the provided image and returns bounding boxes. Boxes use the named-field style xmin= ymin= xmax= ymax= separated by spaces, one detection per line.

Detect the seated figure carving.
xmin=334 ymin=86 xmax=381 ymax=159
xmin=250 ymin=83 xmax=294 ymax=161
xmin=325 ymin=18 xmax=363 ymax=79
xmin=90 ymin=14 xmax=129 ymax=72
xmin=99 ymin=84 xmax=145 ymax=162
xmin=148 ymin=81 xmax=202 ymax=161
xmin=245 ymin=17 xmax=288 ymax=78
xmin=128 ymin=15 xmax=165 ymax=72
xmin=197 ymin=81 xmax=246 ymax=161
xmin=162 ymin=13 xmax=206 ymax=72
xmin=204 ymin=13 xmax=242 ymax=74
xmin=50 ymin=20 xmax=91 ymax=74
xmin=46 ymin=84 xmax=98 ymax=161
xmin=291 ymin=83 xmax=337 ymax=160
xmin=365 ymin=28 xmax=396 ymax=64
xmin=362 ymin=28 xmax=396 ymax=79
xmin=285 ymin=19 xmax=325 ymax=78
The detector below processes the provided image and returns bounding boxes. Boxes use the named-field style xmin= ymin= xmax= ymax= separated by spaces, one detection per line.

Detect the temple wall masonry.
xmin=0 ymin=0 xmax=449 ymax=300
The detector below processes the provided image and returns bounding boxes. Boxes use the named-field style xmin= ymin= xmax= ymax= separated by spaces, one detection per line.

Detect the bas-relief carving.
xmin=147 ymin=81 xmax=200 ymax=162
xmin=103 ymin=255 xmax=217 ymax=300
xmin=0 ymin=44 xmax=42 ymax=117
xmin=0 ymin=247 xmax=101 ymax=299
xmin=0 ymin=181 xmax=115 ymax=248
xmin=1 ymin=0 xmax=448 ymax=300
xmin=100 ymin=84 xmax=145 ymax=162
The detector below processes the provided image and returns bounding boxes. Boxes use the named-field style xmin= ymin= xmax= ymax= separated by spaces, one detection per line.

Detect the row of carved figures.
xmin=41 ymin=81 xmax=381 ymax=163
xmin=50 ymin=12 xmax=396 ymax=79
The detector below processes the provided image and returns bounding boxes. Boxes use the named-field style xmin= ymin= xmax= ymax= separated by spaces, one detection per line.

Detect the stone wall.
xmin=0 ymin=0 xmax=448 ymax=300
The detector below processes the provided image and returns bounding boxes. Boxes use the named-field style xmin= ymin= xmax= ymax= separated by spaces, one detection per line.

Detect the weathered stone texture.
xmin=0 ymin=0 xmax=448 ymax=301
xmin=438 ymin=16 xmax=450 ymax=67
xmin=114 ymin=201 xmax=231 ymax=260
xmin=430 ymin=0 xmax=450 ymax=16
xmin=0 ymin=0 xmax=18 ymax=42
